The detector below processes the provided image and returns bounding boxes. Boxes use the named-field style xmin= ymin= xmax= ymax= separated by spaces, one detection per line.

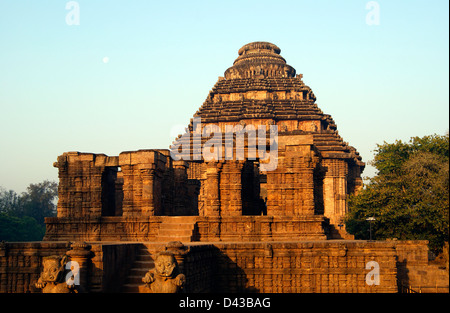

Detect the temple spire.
xmin=224 ymin=41 xmax=296 ymax=79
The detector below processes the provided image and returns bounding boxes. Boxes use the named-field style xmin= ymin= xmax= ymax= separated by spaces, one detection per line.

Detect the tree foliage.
xmin=20 ymin=180 xmax=58 ymax=225
xmin=0 ymin=180 xmax=58 ymax=241
xmin=346 ymin=133 xmax=449 ymax=253
xmin=0 ymin=213 xmax=45 ymax=241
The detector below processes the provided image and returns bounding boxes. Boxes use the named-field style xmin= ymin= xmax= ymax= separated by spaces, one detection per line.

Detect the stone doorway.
xmin=241 ymin=160 xmax=266 ymax=216
xmin=101 ymin=166 xmax=123 ymax=217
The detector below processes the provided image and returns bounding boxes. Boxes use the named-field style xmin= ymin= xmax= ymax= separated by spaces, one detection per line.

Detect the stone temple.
xmin=1 ymin=42 xmax=446 ymax=293
xmin=45 ymin=41 xmax=364 ymax=242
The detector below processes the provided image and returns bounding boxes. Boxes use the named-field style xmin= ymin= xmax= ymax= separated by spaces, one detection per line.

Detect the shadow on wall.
xmin=396 ymin=258 xmax=410 ymax=292
xmin=100 ymin=243 xmax=140 ymax=293
xmin=127 ymin=244 xmax=258 ymax=293
xmin=212 ymin=247 xmax=259 ymax=293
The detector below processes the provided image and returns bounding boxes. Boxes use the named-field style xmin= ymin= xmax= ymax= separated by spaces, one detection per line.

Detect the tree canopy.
xmin=346 ymin=133 xmax=449 ymax=253
xmin=0 ymin=180 xmax=58 ymax=241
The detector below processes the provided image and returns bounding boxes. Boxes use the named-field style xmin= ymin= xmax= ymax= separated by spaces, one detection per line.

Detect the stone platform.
xmin=2 ymin=239 xmax=446 ymax=293
xmin=43 ymin=215 xmax=329 ymax=242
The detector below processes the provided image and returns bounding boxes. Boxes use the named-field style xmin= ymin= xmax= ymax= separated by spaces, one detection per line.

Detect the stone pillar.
xmin=140 ymin=166 xmax=156 ymax=215
xmin=121 ymin=164 xmax=136 ymax=217
xmin=53 ymin=154 xmax=70 ymax=218
xmin=323 ymin=159 xmax=348 ymax=226
xmin=53 ymin=152 xmax=105 ymax=219
xmin=90 ymin=165 xmax=105 ymax=217
xmin=265 ymin=136 xmax=319 ymax=217
xmin=221 ymin=160 xmax=244 ymax=216
xmin=173 ymin=161 xmax=189 ymax=215
xmin=298 ymin=168 xmax=315 ymax=215
xmin=265 ymin=170 xmax=282 ymax=216
xmin=204 ymin=162 xmax=222 ymax=216
xmin=119 ymin=150 xmax=166 ymax=217
xmin=65 ymin=242 xmax=94 ymax=292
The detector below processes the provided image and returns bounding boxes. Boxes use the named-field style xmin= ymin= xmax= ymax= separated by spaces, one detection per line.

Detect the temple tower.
xmin=48 ymin=41 xmax=364 ymax=241
xmin=172 ymin=42 xmax=364 ymax=238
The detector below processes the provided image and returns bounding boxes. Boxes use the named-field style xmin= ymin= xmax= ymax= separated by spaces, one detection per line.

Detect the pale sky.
xmin=0 ymin=0 xmax=448 ymax=193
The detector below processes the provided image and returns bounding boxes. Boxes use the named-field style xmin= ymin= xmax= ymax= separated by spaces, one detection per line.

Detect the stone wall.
xmin=44 ymin=216 xmax=163 ymax=242
xmin=396 ymin=240 xmax=449 ymax=293
xmin=212 ymin=241 xmax=398 ymax=293
xmin=265 ymin=135 xmax=319 ymax=217
xmin=174 ymin=244 xmax=216 ymax=293
xmin=196 ymin=216 xmax=327 ymax=242
xmin=0 ymin=241 xmax=69 ymax=293
xmin=44 ymin=216 xmax=328 ymax=242
xmin=0 ymin=240 xmax=444 ymax=293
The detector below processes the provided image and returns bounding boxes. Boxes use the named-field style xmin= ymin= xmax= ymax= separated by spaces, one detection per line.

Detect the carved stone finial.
xmin=224 ymin=41 xmax=296 ymax=79
xmin=66 ymin=241 xmax=93 ymax=257
xmin=165 ymin=241 xmax=189 ymax=254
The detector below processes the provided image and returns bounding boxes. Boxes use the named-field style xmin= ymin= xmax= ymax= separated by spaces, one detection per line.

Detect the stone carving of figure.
xmin=35 ymin=255 xmax=80 ymax=293
xmin=142 ymin=251 xmax=186 ymax=293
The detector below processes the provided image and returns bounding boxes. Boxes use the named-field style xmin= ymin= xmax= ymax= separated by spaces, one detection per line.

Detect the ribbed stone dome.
xmin=224 ymin=41 xmax=296 ymax=79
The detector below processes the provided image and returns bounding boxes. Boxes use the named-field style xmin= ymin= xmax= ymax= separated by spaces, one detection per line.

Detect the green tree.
xmin=346 ymin=133 xmax=449 ymax=253
xmin=0 ymin=187 xmax=22 ymax=215
xmin=0 ymin=213 xmax=45 ymax=241
xmin=0 ymin=180 xmax=58 ymax=241
xmin=20 ymin=180 xmax=58 ymax=226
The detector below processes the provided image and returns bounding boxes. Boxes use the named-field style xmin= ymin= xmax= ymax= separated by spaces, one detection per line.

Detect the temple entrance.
xmin=241 ymin=160 xmax=266 ymax=215
xmin=101 ymin=167 xmax=123 ymax=216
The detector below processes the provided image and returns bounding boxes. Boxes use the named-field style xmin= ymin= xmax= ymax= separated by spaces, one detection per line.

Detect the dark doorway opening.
xmin=101 ymin=167 xmax=123 ymax=216
xmin=241 ymin=161 xmax=266 ymax=215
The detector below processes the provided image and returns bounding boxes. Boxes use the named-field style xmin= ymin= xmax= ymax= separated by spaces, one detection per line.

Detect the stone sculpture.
xmin=35 ymin=255 xmax=78 ymax=293
xmin=142 ymin=251 xmax=186 ymax=293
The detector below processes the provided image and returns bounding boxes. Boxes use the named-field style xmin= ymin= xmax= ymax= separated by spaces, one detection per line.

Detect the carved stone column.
xmin=205 ymin=162 xmax=222 ymax=216
xmin=65 ymin=242 xmax=94 ymax=292
xmin=140 ymin=165 xmax=156 ymax=215
xmin=120 ymin=164 xmax=135 ymax=217
xmin=298 ymin=168 xmax=315 ymax=215
xmin=221 ymin=160 xmax=244 ymax=216
xmin=173 ymin=161 xmax=189 ymax=215
xmin=323 ymin=159 xmax=348 ymax=226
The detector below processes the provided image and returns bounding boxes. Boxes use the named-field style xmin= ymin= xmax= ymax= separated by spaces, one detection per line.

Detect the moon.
xmin=102 ymin=57 xmax=109 ymax=64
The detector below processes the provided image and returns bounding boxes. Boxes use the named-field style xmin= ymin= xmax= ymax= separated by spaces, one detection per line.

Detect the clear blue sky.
xmin=0 ymin=0 xmax=448 ymax=193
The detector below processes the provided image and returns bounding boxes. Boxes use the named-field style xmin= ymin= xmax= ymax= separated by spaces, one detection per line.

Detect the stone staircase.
xmin=155 ymin=216 xmax=198 ymax=242
xmin=121 ymin=244 xmax=156 ymax=293
xmin=326 ymin=223 xmax=355 ymax=240
xmin=121 ymin=217 xmax=197 ymax=293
